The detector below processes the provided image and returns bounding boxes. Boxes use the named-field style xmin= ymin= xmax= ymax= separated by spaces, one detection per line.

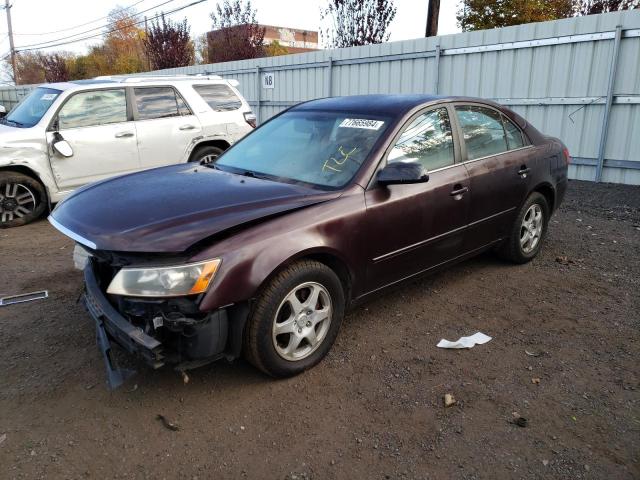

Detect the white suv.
xmin=0 ymin=75 xmax=255 ymax=227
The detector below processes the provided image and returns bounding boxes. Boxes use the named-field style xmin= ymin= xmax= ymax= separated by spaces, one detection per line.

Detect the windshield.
xmin=4 ymin=87 xmax=61 ymax=128
xmin=215 ymin=111 xmax=390 ymax=189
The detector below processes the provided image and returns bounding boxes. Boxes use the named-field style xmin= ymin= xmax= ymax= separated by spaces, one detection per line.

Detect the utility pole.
xmin=425 ymin=0 xmax=440 ymax=37
xmin=144 ymin=15 xmax=151 ymax=71
xmin=4 ymin=0 xmax=17 ymax=85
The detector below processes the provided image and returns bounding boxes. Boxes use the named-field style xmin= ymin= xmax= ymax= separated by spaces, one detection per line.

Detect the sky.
xmin=0 ymin=0 xmax=462 ymax=58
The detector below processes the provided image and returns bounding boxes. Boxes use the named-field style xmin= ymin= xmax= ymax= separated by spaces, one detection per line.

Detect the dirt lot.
xmin=0 ymin=180 xmax=638 ymax=480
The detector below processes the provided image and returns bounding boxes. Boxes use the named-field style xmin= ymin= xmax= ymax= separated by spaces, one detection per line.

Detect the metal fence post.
xmin=326 ymin=57 xmax=333 ymax=97
xmin=595 ymin=25 xmax=622 ymax=182
xmin=433 ymin=44 xmax=441 ymax=94
xmin=255 ymin=66 xmax=261 ymax=125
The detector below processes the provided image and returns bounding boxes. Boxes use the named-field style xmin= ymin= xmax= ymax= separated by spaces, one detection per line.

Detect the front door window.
xmin=58 ymin=89 xmax=127 ymax=129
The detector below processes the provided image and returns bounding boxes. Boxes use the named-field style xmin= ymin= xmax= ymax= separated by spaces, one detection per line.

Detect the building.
xmin=262 ymin=25 xmax=319 ymax=54
xmin=207 ymin=24 xmax=319 ymax=62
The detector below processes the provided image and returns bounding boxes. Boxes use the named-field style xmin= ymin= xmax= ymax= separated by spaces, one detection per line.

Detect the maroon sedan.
xmin=49 ymin=94 xmax=569 ymax=387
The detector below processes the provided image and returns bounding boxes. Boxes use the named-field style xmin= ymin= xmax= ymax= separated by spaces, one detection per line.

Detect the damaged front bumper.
xmin=83 ymin=259 xmax=228 ymax=388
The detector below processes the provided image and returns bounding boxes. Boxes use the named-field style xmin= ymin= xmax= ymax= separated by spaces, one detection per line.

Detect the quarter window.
xmin=455 ymin=106 xmax=508 ymax=160
xmin=502 ymin=115 xmax=525 ymax=150
xmin=388 ymin=108 xmax=454 ymax=171
xmin=134 ymin=87 xmax=190 ymax=120
xmin=193 ymin=84 xmax=242 ymax=112
xmin=58 ymin=89 xmax=127 ymax=129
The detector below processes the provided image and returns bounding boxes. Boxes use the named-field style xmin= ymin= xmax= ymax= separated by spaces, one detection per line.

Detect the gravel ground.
xmin=0 ymin=180 xmax=638 ymax=480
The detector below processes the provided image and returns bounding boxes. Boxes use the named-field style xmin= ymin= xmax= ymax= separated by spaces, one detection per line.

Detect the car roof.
xmin=291 ymin=94 xmax=502 ymax=117
xmin=44 ymin=76 xmax=232 ymax=92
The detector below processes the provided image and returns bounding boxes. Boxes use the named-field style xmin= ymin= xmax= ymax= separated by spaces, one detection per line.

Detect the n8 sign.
xmin=262 ymin=73 xmax=275 ymax=89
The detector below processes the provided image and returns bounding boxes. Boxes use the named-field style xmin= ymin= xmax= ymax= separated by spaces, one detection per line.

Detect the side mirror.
xmin=52 ymin=135 xmax=73 ymax=157
xmin=0 ymin=105 xmax=6 ymax=118
xmin=377 ymin=162 xmax=429 ymax=186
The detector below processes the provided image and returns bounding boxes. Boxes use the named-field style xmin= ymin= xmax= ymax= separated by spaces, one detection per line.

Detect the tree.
xmin=143 ymin=14 xmax=194 ymax=70
xmin=320 ymin=0 xmax=397 ymax=48
xmin=103 ymin=7 xmax=147 ymax=74
xmin=11 ymin=52 xmax=45 ymax=85
xmin=265 ymin=40 xmax=289 ymax=57
xmin=457 ymin=0 xmax=573 ymax=31
xmin=38 ymin=53 xmax=71 ymax=82
xmin=573 ymin=0 xmax=639 ymax=14
xmin=457 ymin=0 xmax=638 ymax=31
xmin=209 ymin=0 xmax=265 ymax=62
xmin=194 ymin=33 xmax=209 ymax=64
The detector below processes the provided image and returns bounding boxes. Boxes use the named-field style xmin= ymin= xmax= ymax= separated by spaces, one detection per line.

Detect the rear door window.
xmin=193 ymin=84 xmax=242 ymax=111
xmin=388 ymin=108 xmax=454 ymax=171
xmin=502 ymin=115 xmax=525 ymax=150
xmin=134 ymin=87 xmax=190 ymax=120
xmin=455 ymin=106 xmax=508 ymax=160
xmin=58 ymin=89 xmax=127 ymax=129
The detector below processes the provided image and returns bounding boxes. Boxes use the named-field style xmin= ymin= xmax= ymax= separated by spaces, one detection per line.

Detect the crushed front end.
xmin=82 ymin=247 xmax=230 ymax=388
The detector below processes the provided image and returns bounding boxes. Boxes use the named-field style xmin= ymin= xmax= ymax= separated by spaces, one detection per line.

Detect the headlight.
xmin=106 ymin=259 xmax=221 ymax=297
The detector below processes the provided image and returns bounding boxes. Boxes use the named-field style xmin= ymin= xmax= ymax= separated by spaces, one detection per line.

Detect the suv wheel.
xmin=498 ymin=192 xmax=549 ymax=263
xmin=190 ymin=145 xmax=225 ymax=165
xmin=0 ymin=171 xmax=47 ymax=228
xmin=244 ymin=260 xmax=345 ymax=377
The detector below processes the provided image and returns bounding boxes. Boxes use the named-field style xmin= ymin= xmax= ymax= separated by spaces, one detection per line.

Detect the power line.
xmin=10 ymin=0 xmax=149 ymax=36
xmin=14 ymin=0 xmax=178 ymax=51
xmin=15 ymin=0 xmax=206 ymax=53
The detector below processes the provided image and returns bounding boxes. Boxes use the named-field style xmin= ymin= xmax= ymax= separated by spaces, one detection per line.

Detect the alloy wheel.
xmin=0 ymin=182 xmax=36 ymax=224
xmin=520 ymin=203 xmax=543 ymax=254
xmin=200 ymin=154 xmax=219 ymax=164
xmin=272 ymin=282 xmax=333 ymax=361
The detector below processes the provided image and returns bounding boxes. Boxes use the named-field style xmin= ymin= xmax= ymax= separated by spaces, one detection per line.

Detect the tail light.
xmin=562 ymin=147 xmax=571 ymax=165
xmin=244 ymin=112 xmax=257 ymax=128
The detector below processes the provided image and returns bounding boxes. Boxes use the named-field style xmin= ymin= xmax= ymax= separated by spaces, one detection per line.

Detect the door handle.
xmin=179 ymin=124 xmax=196 ymax=131
xmin=450 ymin=185 xmax=469 ymax=197
xmin=518 ymin=166 xmax=531 ymax=177
xmin=115 ymin=131 xmax=134 ymax=138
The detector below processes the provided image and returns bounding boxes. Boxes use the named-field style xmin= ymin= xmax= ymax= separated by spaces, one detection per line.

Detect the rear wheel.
xmin=190 ymin=145 xmax=225 ymax=165
xmin=498 ymin=192 xmax=549 ymax=263
xmin=0 ymin=171 xmax=47 ymax=228
xmin=244 ymin=260 xmax=345 ymax=377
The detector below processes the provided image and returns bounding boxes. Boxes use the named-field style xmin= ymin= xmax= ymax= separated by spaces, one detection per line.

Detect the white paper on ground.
xmin=437 ymin=332 xmax=492 ymax=349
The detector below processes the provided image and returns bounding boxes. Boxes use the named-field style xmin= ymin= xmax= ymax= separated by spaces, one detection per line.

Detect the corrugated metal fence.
xmin=0 ymin=84 xmax=36 ymax=110
xmin=1 ymin=10 xmax=639 ymax=184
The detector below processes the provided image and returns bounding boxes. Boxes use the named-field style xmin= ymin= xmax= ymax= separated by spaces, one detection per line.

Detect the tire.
xmin=0 ymin=171 xmax=47 ymax=228
xmin=498 ymin=192 xmax=549 ymax=264
xmin=189 ymin=145 xmax=225 ymax=165
xmin=244 ymin=260 xmax=345 ymax=378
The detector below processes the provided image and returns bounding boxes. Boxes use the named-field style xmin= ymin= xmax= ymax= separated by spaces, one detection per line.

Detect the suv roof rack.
xmin=92 ymin=74 xmax=224 ymax=83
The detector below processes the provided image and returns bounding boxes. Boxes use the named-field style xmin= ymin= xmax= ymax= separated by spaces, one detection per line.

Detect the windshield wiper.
xmin=3 ymin=118 xmax=24 ymax=127
xmin=240 ymin=170 xmax=274 ymax=181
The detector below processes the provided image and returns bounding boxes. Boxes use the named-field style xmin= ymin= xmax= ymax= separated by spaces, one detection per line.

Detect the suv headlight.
xmin=106 ymin=259 xmax=221 ymax=297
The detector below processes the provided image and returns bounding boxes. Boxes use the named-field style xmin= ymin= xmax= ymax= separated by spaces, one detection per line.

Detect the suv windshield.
xmin=4 ymin=87 xmax=61 ymax=128
xmin=215 ymin=111 xmax=389 ymax=189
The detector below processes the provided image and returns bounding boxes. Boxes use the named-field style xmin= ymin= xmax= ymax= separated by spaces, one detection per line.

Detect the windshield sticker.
xmin=40 ymin=93 xmax=57 ymax=101
xmin=339 ymin=118 xmax=384 ymax=130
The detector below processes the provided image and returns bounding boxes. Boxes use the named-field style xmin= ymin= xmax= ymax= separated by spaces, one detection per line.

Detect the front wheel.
xmin=498 ymin=192 xmax=549 ymax=264
xmin=244 ymin=260 xmax=345 ymax=377
xmin=0 ymin=171 xmax=47 ymax=228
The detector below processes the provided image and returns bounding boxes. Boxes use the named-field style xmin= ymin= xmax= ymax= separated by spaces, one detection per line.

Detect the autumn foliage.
xmin=208 ymin=0 xmax=265 ymax=63
xmin=143 ymin=14 xmax=194 ymax=70
xmin=457 ymin=0 xmax=639 ymax=31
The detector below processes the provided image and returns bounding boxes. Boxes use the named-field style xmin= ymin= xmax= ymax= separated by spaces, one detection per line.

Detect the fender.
xmin=193 ymin=187 xmax=368 ymax=312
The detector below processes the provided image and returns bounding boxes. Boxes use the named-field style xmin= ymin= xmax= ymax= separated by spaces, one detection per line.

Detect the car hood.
xmin=50 ymin=164 xmax=341 ymax=253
